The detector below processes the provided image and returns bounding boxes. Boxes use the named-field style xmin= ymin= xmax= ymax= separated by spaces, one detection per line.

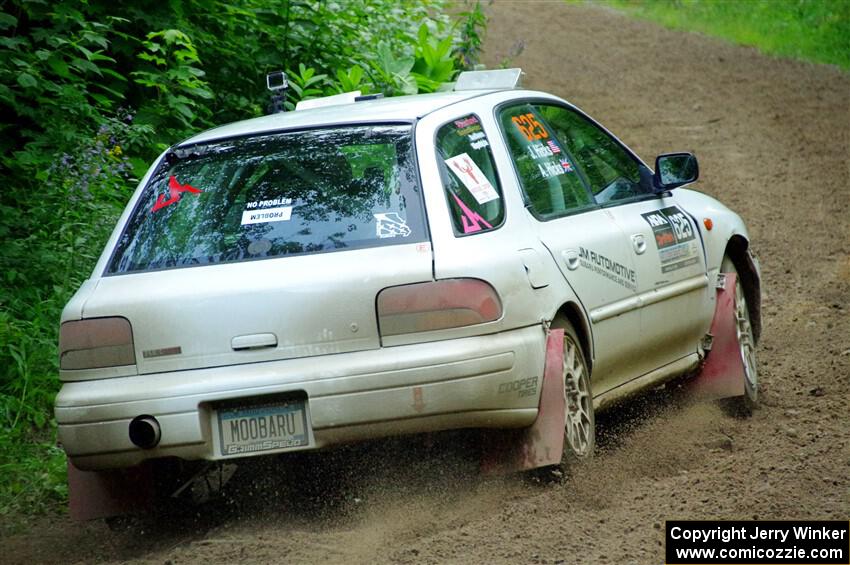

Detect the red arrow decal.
xmin=151 ymin=176 xmax=203 ymax=212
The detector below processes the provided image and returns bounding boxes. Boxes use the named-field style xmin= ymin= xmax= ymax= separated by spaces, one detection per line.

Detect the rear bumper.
xmin=56 ymin=325 xmax=545 ymax=470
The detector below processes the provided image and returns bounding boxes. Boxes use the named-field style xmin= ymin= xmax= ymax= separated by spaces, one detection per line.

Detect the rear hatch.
xmin=87 ymin=124 xmax=432 ymax=374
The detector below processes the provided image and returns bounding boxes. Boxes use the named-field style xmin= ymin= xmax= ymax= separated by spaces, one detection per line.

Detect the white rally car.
xmin=57 ymin=69 xmax=760 ymax=518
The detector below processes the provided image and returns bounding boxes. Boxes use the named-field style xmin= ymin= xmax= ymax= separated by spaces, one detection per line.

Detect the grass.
xmin=0 ymin=429 xmax=68 ymax=532
xmin=595 ymin=0 xmax=850 ymax=70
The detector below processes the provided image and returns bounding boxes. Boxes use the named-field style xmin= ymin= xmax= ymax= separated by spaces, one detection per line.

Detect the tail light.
xmin=59 ymin=317 xmax=135 ymax=370
xmin=377 ymin=278 xmax=502 ymax=336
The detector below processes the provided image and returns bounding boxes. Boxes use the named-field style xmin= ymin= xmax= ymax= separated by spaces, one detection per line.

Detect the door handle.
xmin=562 ymin=249 xmax=580 ymax=271
xmin=232 ymin=333 xmax=278 ymax=351
xmin=631 ymin=234 xmax=647 ymax=255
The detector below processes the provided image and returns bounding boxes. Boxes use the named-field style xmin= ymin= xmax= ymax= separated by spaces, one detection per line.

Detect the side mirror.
xmin=654 ymin=152 xmax=699 ymax=191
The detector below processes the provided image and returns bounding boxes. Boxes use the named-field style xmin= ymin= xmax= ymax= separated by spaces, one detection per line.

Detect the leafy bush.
xmin=0 ymin=0 xmax=486 ymax=518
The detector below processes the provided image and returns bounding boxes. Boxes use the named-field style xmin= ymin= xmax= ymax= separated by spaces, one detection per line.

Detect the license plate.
xmin=216 ymin=398 xmax=310 ymax=456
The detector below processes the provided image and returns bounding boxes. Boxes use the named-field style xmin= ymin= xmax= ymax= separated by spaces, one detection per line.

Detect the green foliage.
xmin=367 ymin=42 xmax=419 ymax=96
xmin=601 ymin=0 xmax=850 ymax=70
xmin=412 ymin=25 xmax=457 ymax=93
xmin=0 ymin=428 xmax=68 ymax=521
xmin=0 ymin=0 xmax=488 ymax=519
xmin=454 ymin=0 xmax=488 ymax=70
xmin=284 ymin=63 xmax=329 ymax=110
xmin=0 ymin=114 xmax=137 ymax=518
xmin=132 ymin=29 xmax=214 ymax=147
xmin=332 ymin=66 xmax=370 ymax=95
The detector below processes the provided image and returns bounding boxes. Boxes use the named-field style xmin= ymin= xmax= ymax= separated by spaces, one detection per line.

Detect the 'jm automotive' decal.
xmin=641 ymin=206 xmax=700 ymax=273
xmin=578 ymin=247 xmax=637 ymax=291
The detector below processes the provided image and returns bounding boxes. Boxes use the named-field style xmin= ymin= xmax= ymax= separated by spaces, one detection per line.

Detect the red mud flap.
xmin=68 ymin=459 xmax=156 ymax=521
xmin=480 ymin=328 xmax=566 ymax=474
xmin=687 ymin=273 xmax=746 ymax=400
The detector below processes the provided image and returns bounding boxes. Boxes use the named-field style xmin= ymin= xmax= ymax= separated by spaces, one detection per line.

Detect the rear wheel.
xmin=720 ymin=255 xmax=759 ymax=412
xmin=559 ymin=323 xmax=595 ymax=460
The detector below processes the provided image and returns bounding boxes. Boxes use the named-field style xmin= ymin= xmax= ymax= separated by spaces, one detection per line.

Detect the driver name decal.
xmin=641 ymin=206 xmax=700 ymax=273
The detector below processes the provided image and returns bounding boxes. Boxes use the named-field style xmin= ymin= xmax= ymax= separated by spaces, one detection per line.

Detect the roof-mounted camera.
xmin=266 ymin=71 xmax=288 ymax=114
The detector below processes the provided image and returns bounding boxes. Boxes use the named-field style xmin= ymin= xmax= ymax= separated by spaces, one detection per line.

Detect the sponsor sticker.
xmin=241 ymin=206 xmax=292 ymax=225
xmin=498 ymin=376 xmax=539 ymax=398
xmin=374 ymin=212 xmax=411 ymax=238
xmin=641 ymin=206 xmax=700 ymax=273
xmin=454 ymin=116 xmax=479 ymax=129
xmin=445 ymin=153 xmax=500 ymax=204
xmin=456 ymin=124 xmax=482 ymax=137
xmin=450 ymin=192 xmax=493 ymax=234
xmin=455 ymin=115 xmax=483 ymax=137
xmin=578 ymin=247 xmax=637 ymax=290
xmin=465 ymin=131 xmax=490 ymax=149
xmin=245 ymin=197 xmax=293 ymax=210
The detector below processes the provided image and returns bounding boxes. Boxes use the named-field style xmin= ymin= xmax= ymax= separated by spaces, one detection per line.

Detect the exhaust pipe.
xmin=129 ymin=415 xmax=161 ymax=449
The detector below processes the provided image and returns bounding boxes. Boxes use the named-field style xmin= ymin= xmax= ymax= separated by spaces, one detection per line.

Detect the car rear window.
xmin=107 ymin=125 xmax=426 ymax=274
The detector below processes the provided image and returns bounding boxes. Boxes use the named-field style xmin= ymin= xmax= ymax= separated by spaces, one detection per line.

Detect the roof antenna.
xmin=266 ymin=71 xmax=288 ymax=114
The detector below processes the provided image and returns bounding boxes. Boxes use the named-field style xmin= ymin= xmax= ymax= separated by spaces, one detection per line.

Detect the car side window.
xmin=435 ymin=114 xmax=505 ymax=235
xmin=535 ymin=104 xmax=652 ymax=203
xmin=499 ymin=104 xmax=594 ymax=218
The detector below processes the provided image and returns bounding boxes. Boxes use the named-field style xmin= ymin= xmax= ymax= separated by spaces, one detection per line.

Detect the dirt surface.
xmin=5 ymin=2 xmax=849 ymax=563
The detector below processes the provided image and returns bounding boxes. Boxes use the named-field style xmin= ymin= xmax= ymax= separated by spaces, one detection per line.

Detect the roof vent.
xmin=454 ymin=68 xmax=523 ymax=91
xmin=295 ymin=90 xmax=361 ymax=111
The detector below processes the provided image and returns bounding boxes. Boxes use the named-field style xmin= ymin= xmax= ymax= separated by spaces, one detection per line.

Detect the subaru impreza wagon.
xmin=57 ymin=70 xmax=760 ymax=512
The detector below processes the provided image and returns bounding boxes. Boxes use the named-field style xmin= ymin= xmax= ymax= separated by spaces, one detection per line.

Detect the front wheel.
xmin=560 ymin=323 xmax=595 ymax=460
xmin=720 ymin=255 xmax=759 ymax=411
